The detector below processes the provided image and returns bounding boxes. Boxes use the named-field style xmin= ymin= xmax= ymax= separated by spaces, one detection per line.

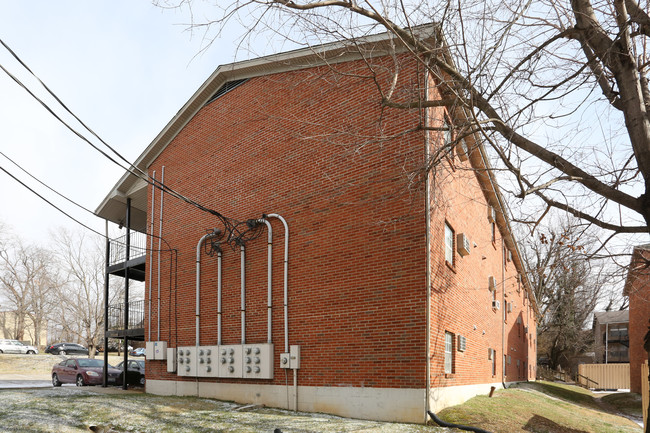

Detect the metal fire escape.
xmin=102 ymin=198 xmax=146 ymax=389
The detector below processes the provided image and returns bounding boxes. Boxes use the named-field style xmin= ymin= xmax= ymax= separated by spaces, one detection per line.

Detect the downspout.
xmin=502 ymin=238 xmax=507 ymax=389
xmin=148 ymin=170 xmax=155 ymax=341
xmin=157 ymin=166 xmax=165 ymax=339
xmin=258 ymin=219 xmax=273 ymax=344
xmin=241 ymin=244 xmax=246 ymax=345
xmin=424 ymin=68 xmax=432 ymax=422
xmin=605 ymin=323 xmax=609 ymax=364
xmin=122 ymin=198 xmax=131 ymax=390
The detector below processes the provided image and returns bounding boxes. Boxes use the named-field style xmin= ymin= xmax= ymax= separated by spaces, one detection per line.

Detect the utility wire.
xmin=0 ymin=37 xmax=259 ymax=248
xmin=0 ymin=151 xmax=174 ymax=253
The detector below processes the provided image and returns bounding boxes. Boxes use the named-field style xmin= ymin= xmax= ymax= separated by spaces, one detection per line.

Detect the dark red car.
xmin=51 ymin=358 xmax=121 ymax=386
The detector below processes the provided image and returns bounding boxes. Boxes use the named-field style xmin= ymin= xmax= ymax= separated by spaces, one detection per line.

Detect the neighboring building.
xmin=593 ymin=310 xmax=630 ymax=364
xmin=0 ymin=310 xmax=47 ymax=347
xmin=96 ymin=27 xmax=537 ymax=423
xmin=623 ymin=244 xmax=650 ymax=394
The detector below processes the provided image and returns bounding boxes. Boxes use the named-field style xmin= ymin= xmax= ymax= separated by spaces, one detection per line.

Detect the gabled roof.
xmin=94 ymin=25 xmax=440 ymax=231
xmin=593 ymin=310 xmax=629 ymax=325
xmin=94 ymin=24 xmax=538 ymax=312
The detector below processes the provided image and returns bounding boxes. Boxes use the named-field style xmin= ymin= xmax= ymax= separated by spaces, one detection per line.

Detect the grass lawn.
xmin=436 ymin=381 xmax=641 ymax=433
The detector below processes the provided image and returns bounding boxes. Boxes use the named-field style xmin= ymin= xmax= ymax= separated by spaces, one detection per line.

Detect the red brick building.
xmin=624 ymin=244 xmax=650 ymax=394
xmin=97 ymin=28 xmax=537 ymax=423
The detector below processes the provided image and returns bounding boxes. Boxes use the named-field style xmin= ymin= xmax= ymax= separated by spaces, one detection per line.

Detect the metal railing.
xmin=109 ymin=231 xmax=147 ymax=266
xmin=108 ymin=299 xmax=145 ymax=330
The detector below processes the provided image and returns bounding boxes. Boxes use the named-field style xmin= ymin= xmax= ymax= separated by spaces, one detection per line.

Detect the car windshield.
xmin=77 ymin=359 xmax=104 ymax=368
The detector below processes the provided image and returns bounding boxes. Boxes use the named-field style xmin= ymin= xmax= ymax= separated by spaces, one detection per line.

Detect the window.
xmin=444 ymin=222 xmax=454 ymax=267
xmin=444 ymin=332 xmax=454 ymax=374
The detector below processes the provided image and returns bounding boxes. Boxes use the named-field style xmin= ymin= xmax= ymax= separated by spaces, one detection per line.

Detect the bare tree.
xmin=522 ymin=220 xmax=606 ymax=369
xmin=0 ymin=237 xmax=58 ymax=346
xmin=158 ymin=0 xmax=650 ymax=248
xmin=51 ymin=229 xmax=118 ymax=358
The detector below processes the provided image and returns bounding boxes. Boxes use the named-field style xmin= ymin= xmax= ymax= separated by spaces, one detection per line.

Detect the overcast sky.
xmin=0 ymin=1 xmax=260 ymax=244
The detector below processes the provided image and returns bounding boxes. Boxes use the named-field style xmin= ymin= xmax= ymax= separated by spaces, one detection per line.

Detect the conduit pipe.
xmin=264 ymin=213 xmax=288 ymax=352
xmin=195 ymin=229 xmax=221 ymax=346
xmin=241 ymin=244 xmax=246 ymax=344
xmin=258 ymin=219 xmax=273 ymax=344
xmin=217 ymin=247 xmax=223 ymax=345
xmin=157 ymin=166 xmax=165 ymax=339
xmin=148 ymin=170 xmax=156 ymax=341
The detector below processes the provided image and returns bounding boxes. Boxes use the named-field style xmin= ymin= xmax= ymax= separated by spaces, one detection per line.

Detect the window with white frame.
xmin=444 ymin=331 xmax=454 ymax=374
xmin=444 ymin=222 xmax=454 ymax=266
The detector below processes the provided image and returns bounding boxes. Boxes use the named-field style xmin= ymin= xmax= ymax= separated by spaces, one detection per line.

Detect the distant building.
xmin=0 ymin=310 xmax=47 ymax=347
xmin=623 ymin=244 xmax=650 ymax=394
xmin=593 ymin=310 xmax=630 ymax=364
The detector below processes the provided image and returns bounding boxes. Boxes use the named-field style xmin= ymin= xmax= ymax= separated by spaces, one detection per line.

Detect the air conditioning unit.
xmin=457 ymin=335 xmax=467 ymax=352
xmin=492 ymin=300 xmax=500 ymax=310
xmin=488 ymin=206 xmax=496 ymax=223
xmin=488 ymin=276 xmax=496 ymax=291
xmin=457 ymin=233 xmax=471 ymax=257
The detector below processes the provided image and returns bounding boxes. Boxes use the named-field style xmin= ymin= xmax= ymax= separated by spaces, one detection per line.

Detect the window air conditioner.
xmin=492 ymin=300 xmax=500 ymax=310
xmin=457 ymin=335 xmax=467 ymax=352
xmin=457 ymin=233 xmax=471 ymax=257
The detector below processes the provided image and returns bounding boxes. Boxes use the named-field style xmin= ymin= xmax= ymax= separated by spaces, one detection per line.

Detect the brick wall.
xmin=142 ymin=51 xmax=537 ymax=394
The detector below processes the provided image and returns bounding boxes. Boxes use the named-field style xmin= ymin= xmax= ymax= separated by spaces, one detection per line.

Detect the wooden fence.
xmin=643 ymin=361 xmax=648 ymax=432
xmin=577 ymin=363 xmax=630 ymax=390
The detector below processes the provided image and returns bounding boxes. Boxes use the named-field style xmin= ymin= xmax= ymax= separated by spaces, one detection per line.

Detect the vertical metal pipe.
xmin=241 ymin=244 xmax=246 ymax=345
xmin=102 ymin=220 xmax=110 ymax=387
xmin=123 ymin=198 xmax=131 ymax=390
xmin=266 ymin=214 xmax=289 ymax=352
xmin=148 ymin=170 xmax=156 ymax=342
xmin=217 ymin=248 xmax=223 ymax=345
xmin=423 ymin=69 xmax=432 ymax=422
xmin=157 ymin=166 xmax=165 ymax=340
xmin=259 ymin=219 xmax=273 ymax=344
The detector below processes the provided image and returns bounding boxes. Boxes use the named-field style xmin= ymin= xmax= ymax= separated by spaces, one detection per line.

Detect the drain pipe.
xmin=258 ymin=219 xmax=273 ymax=344
xmin=148 ymin=170 xmax=156 ymax=341
xmin=501 ymin=236 xmax=507 ymax=389
xmin=217 ymin=246 xmax=223 ymax=345
xmin=157 ymin=166 xmax=165 ymax=340
xmin=196 ymin=229 xmax=221 ymax=346
xmin=424 ymin=68 xmax=432 ymax=423
xmin=241 ymin=244 xmax=246 ymax=344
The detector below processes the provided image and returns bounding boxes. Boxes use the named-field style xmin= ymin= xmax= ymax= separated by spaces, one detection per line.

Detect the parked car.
xmin=130 ymin=347 xmax=146 ymax=357
xmin=0 ymin=339 xmax=38 ymax=354
xmin=44 ymin=343 xmax=89 ymax=356
xmin=51 ymin=358 xmax=121 ymax=386
xmin=114 ymin=359 xmax=145 ymax=386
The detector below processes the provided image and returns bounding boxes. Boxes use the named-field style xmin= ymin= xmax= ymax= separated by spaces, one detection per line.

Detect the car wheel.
xmin=26 ymin=350 xmax=35 ymax=355
xmin=139 ymin=375 xmax=145 ymax=386
xmin=52 ymin=373 xmax=62 ymax=387
xmin=76 ymin=375 xmax=85 ymax=387
xmin=59 ymin=350 xmax=66 ymax=356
